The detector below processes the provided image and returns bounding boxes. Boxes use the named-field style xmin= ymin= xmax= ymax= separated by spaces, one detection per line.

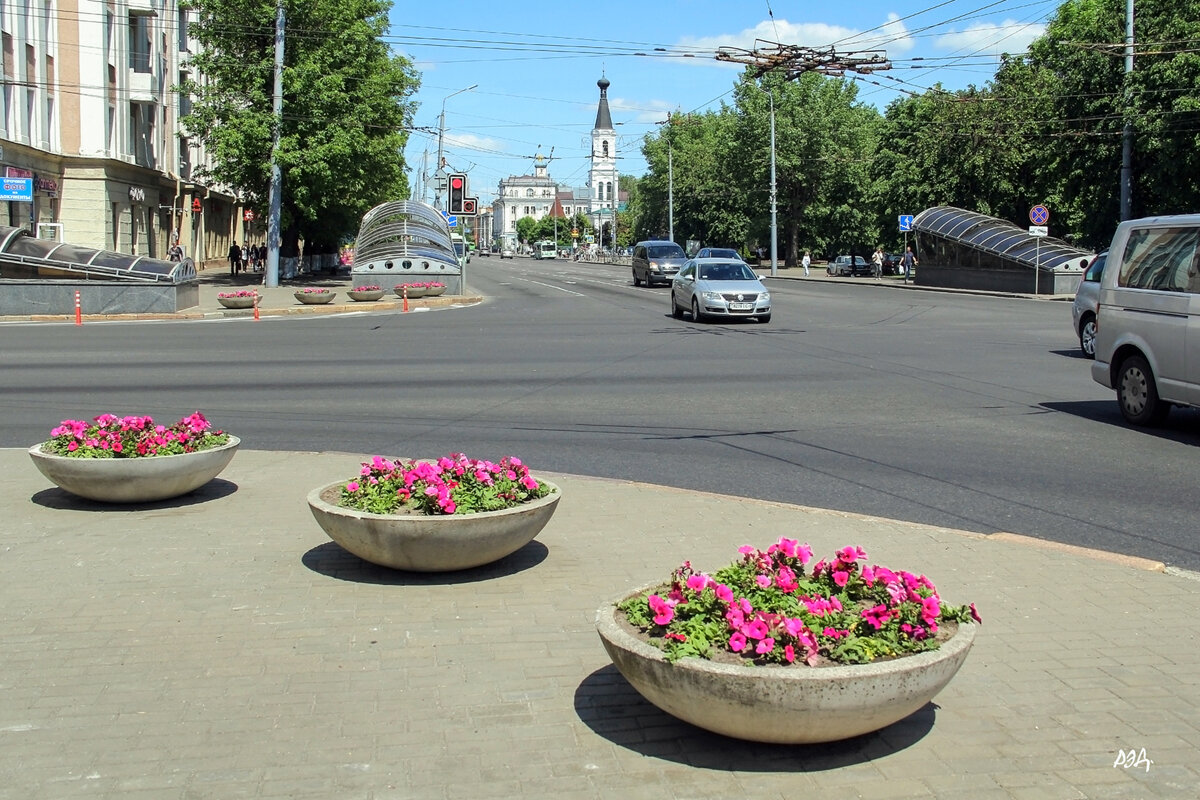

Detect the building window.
xmin=602 ymin=140 xmax=609 ymax=158
xmin=526 ymin=188 xmax=534 ymax=198
xmin=128 ymin=14 xmax=151 ymax=73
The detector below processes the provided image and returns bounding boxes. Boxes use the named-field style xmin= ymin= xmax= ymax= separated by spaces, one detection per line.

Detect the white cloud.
xmin=609 ymin=97 xmax=676 ymax=124
xmin=675 ymin=15 xmax=916 ymax=67
xmin=443 ymin=132 xmax=503 ymax=153
xmin=936 ymin=20 xmax=1046 ymax=57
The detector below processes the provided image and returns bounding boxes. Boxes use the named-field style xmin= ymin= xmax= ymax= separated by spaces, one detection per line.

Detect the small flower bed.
xmin=423 ymin=281 xmax=445 ymax=288
xmin=351 ymin=285 xmax=382 ymax=292
xmin=338 ymin=453 xmax=551 ymax=516
xmin=619 ymin=539 xmax=980 ymax=666
xmin=44 ymin=412 xmax=230 ymax=458
xmin=217 ymin=290 xmax=258 ymax=298
xmin=297 ymin=287 xmax=332 ymax=294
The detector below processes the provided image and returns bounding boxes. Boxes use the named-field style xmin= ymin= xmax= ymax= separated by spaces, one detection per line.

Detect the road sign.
xmin=1029 ymin=225 xmax=1048 ymax=237
xmin=461 ymin=197 xmax=477 ymax=215
xmin=1030 ymin=205 xmax=1050 ymax=225
xmin=898 ymin=214 xmax=914 ymax=232
xmin=445 ymin=215 xmax=457 ymax=228
xmin=0 ymin=177 xmax=33 ymax=202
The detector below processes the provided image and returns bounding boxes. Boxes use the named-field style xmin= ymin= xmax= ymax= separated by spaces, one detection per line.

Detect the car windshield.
xmin=699 ymin=262 xmax=756 ymax=281
xmin=649 ymin=245 xmax=685 ymax=258
xmin=704 ymin=249 xmax=739 ymax=259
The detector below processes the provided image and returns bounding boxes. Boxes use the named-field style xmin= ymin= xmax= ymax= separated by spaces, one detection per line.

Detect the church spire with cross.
xmin=589 ymin=75 xmax=618 ymax=217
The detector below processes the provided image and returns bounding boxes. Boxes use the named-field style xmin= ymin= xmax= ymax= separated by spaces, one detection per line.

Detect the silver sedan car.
xmin=670 ymin=259 xmax=771 ymax=323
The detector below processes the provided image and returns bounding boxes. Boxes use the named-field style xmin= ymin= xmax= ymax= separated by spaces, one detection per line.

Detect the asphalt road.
xmin=4 ymin=255 xmax=1199 ymax=569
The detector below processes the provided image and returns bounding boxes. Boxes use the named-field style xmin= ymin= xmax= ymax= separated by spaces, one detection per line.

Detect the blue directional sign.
xmin=898 ymin=214 xmax=914 ymax=232
xmin=0 ymin=177 xmax=33 ymax=202
xmin=440 ymin=210 xmax=458 ymax=228
xmin=1030 ymin=205 xmax=1050 ymax=226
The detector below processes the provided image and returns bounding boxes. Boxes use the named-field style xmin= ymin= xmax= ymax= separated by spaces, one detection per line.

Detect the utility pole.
xmin=768 ymin=89 xmax=777 ymax=278
xmin=264 ymin=0 xmax=284 ymax=288
xmin=1119 ymin=0 xmax=1134 ymax=221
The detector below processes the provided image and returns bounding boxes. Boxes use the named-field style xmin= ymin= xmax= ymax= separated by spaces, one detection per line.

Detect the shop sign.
xmin=5 ymin=166 xmax=33 ymax=179
xmin=35 ymin=176 xmax=58 ymax=195
xmin=0 ymin=177 xmax=34 ymax=202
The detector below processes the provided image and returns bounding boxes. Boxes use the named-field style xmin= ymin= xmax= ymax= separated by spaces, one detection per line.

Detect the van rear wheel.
xmin=1117 ymin=355 xmax=1170 ymax=426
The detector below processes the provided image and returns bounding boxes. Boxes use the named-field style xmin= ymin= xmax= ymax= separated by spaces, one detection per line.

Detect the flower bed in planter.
xmin=395 ymin=283 xmax=428 ymax=299
xmin=28 ymin=412 xmax=239 ymax=503
xmin=597 ymin=539 xmax=980 ymax=743
xmin=347 ymin=285 xmax=385 ymax=302
xmin=294 ymin=288 xmax=336 ymax=304
xmin=216 ymin=290 xmax=260 ymax=309
xmin=307 ymin=453 xmax=559 ymax=571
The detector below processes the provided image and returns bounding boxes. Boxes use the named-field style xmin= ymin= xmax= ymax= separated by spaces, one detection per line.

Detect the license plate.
xmin=730 ymin=302 xmax=753 ymax=311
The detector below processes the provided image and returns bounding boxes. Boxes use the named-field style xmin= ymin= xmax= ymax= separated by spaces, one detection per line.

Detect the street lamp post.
xmin=434 ymin=84 xmax=477 ymax=210
xmin=767 ymin=88 xmax=778 ymax=278
xmin=656 ymin=117 xmax=674 ymax=242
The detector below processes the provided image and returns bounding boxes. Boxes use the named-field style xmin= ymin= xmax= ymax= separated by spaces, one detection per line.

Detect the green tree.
xmin=514 ymin=216 xmax=539 ymax=244
xmin=180 ymin=0 xmax=419 ymax=254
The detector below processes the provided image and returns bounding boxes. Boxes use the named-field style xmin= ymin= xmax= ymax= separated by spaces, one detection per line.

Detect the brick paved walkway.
xmin=2 ymin=448 xmax=1197 ymax=799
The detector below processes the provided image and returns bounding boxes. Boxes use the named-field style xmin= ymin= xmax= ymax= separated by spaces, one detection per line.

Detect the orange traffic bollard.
xmin=74 ymin=289 xmax=82 ymax=325
xmin=253 ymin=290 xmax=260 ymax=321
xmin=402 ymin=285 xmax=408 ymax=312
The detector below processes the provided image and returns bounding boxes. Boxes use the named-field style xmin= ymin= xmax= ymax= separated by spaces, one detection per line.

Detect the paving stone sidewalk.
xmin=2 ymin=448 xmax=1197 ymax=799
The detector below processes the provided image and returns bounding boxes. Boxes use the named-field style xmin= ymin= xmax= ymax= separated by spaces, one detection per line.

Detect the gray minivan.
xmin=632 ymin=240 xmax=687 ymax=287
xmin=1090 ymin=214 xmax=1200 ymax=425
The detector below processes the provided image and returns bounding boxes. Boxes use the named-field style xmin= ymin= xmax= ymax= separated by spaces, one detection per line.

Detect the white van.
xmin=1090 ymin=214 xmax=1200 ymax=425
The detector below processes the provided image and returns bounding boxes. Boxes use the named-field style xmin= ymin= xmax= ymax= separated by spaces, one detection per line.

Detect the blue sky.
xmin=389 ymin=1 xmax=1061 ymax=206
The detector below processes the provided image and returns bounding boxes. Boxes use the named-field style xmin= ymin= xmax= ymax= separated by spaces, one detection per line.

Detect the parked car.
xmin=1071 ymin=251 xmax=1106 ymax=358
xmin=500 ymin=247 xmax=515 ymax=259
xmin=632 ymin=240 xmax=687 ymax=286
xmin=882 ymin=253 xmax=903 ymax=275
xmin=826 ymin=255 xmax=872 ymax=277
xmin=695 ymin=247 xmax=744 ymax=261
xmin=1090 ymin=215 xmax=1200 ymax=425
xmin=670 ymin=258 xmax=771 ymax=323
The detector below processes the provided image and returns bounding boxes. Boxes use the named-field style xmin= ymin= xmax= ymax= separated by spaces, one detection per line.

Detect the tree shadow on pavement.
xmin=300 ymin=539 xmax=549 ymax=585
xmin=573 ymin=664 xmax=935 ymax=770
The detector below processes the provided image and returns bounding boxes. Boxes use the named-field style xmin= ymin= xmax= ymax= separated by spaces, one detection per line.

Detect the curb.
xmin=12 ymin=295 xmax=485 ymax=323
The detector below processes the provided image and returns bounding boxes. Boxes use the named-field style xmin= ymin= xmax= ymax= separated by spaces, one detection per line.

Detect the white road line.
xmin=519 ymin=278 xmax=586 ymax=296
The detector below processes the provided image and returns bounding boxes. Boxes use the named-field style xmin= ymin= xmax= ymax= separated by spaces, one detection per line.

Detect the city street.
xmin=3 ymin=257 xmax=1198 ymax=569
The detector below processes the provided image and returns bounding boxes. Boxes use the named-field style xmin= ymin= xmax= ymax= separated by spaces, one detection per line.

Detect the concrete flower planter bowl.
xmin=347 ymin=289 xmax=386 ymax=302
xmin=596 ymin=586 xmax=975 ymax=744
xmin=28 ymin=437 xmax=241 ymax=504
xmin=307 ymin=479 xmax=560 ymax=572
xmin=425 ymin=284 xmax=446 ymax=297
xmin=294 ymin=291 xmax=335 ymax=305
xmin=217 ymin=295 xmax=259 ymax=309
xmin=395 ymin=284 xmax=428 ymax=299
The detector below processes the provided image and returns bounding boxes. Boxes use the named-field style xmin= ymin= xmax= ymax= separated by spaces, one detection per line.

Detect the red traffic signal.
xmin=448 ymin=173 xmax=467 ymax=214
xmin=462 ymin=197 xmax=477 ymax=215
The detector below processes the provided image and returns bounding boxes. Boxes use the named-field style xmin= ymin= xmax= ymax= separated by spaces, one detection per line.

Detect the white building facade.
xmin=491 ymin=76 xmax=620 ymax=247
xmin=1 ymin=0 xmax=242 ymax=264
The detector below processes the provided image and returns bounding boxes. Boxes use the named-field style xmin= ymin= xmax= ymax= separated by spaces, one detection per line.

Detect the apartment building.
xmin=1 ymin=0 xmax=243 ymax=265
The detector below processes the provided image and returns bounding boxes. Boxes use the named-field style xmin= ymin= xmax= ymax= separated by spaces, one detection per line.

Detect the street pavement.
xmin=2 ymin=446 xmax=1198 ymax=799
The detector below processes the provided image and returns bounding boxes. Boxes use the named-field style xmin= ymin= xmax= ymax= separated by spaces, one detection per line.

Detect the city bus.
xmin=533 ymin=240 xmax=557 ymax=260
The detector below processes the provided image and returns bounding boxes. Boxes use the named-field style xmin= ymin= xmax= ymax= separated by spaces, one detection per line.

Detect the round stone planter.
xmin=217 ymin=295 xmax=259 ymax=309
xmin=294 ymin=291 xmax=335 ymax=305
xmin=396 ymin=284 xmax=428 ymax=299
xmin=347 ymin=289 xmax=386 ymax=302
xmin=596 ymin=586 xmax=975 ymax=744
xmin=425 ymin=284 xmax=446 ymax=297
xmin=307 ymin=479 xmax=561 ymax=572
xmin=28 ymin=436 xmax=241 ymax=504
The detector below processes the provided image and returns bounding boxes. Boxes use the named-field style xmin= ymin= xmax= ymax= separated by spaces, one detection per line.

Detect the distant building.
xmin=492 ymin=76 xmax=625 ymax=246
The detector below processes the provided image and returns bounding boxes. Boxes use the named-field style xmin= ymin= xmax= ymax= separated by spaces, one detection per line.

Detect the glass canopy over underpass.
xmin=913 ymin=207 xmax=1092 ymax=272
xmin=0 ymin=226 xmax=196 ymax=284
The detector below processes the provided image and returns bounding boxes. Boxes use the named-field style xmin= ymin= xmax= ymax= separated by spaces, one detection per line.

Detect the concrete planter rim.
xmin=28 ymin=436 xmax=241 ymax=504
xmin=347 ymin=289 xmax=386 ymax=301
xmin=217 ymin=295 xmax=260 ymax=308
xmin=294 ymin=291 xmax=336 ymax=304
xmin=596 ymin=581 xmax=976 ymax=743
xmin=307 ymin=477 xmax=560 ymax=572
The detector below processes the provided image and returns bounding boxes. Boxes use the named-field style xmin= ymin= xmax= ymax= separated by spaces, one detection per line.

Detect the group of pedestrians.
xmin=228 ymin=242 xmax=267 ymax=275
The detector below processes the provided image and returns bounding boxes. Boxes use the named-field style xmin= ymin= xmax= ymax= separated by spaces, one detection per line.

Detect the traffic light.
xmin=448 ymin=173 xmax=466 ymax=214
xmin=461 ymin=197 xmax=477 ymax=215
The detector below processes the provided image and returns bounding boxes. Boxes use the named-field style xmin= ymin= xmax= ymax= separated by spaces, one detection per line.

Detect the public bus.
xmin=533 ymin=240 xmax=557 ymax=260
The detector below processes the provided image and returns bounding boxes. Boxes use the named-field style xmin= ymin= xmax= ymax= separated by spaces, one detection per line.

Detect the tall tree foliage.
xmin=181 ymin=0 xmax=419 ymax=253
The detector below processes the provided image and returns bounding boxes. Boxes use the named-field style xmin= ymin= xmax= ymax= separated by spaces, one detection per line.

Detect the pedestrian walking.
xmin=872 ymin=247 xmax=884 ymax=281
xmin=168 ymin=242 xmax=183 ymax=262
xmin=801 ymin=251 xmax=811 ymax=277
xmin=258 ymin=244 xmax=267 ymax=271
xmin=228 ymin=241 xmax=242 ymax=275
xmin=901 ymin=245 xmax=918 ymax=278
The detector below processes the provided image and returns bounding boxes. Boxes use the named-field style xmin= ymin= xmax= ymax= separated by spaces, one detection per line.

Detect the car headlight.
xmin=701 ymin=291 xmax=724 ymax=302
xmin=759 ymin=291 xmax=771 ymax=303
xmin=649 ymin=261 xmax=661 ymax=272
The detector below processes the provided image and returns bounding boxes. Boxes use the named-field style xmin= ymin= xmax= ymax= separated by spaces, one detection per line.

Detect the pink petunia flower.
xmin=728 ymin=632 xmax=747 ymax=652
